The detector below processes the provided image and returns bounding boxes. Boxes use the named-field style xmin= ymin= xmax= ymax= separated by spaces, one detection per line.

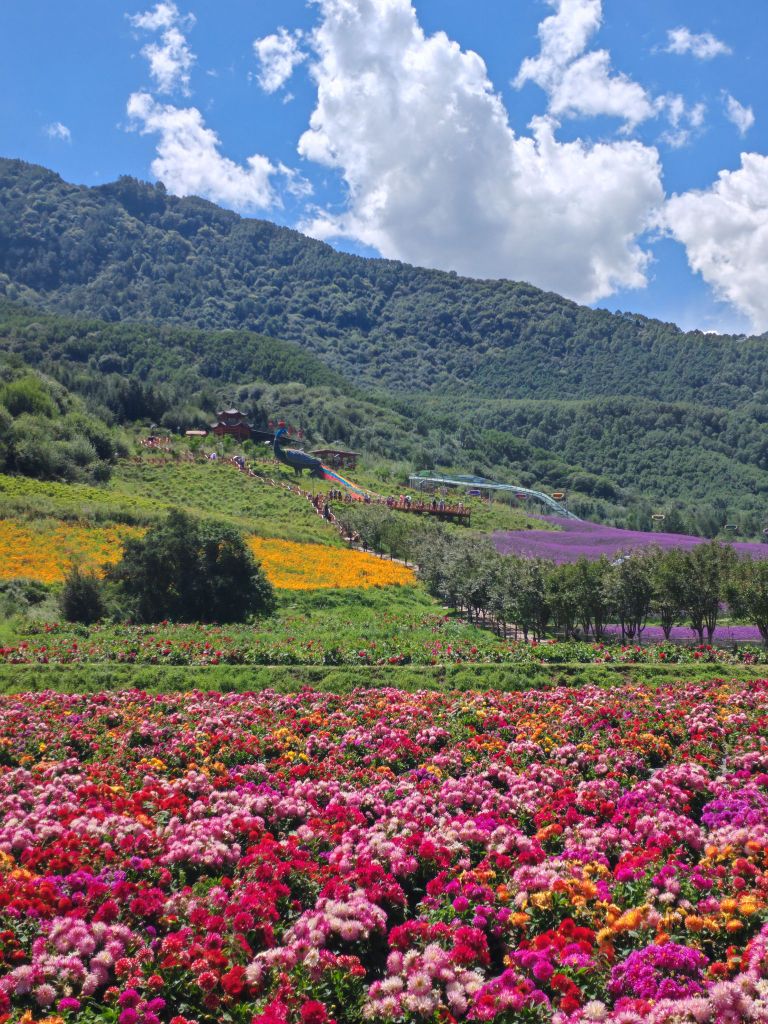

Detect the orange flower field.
xmin=0 ymin=519 xmax=143 ymax=584
xmin=0 ymin=520 xmax=415 ymax=590
xmin=248 ymin=536 xmax=415 ymax=589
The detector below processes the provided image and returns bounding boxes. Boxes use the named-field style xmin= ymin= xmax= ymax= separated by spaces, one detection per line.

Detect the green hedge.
xmin=0 ymin=662 xmax=765 ymax=695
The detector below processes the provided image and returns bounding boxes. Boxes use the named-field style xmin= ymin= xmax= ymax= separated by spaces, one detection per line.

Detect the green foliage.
xmin=107 ymin=510 xmax=276 ymax=623
xmin=727 ymin=558 xmax=768 ymax=646
xmin=1 ymin=158 xmax=766 ymax=405
xmin=431 ymin=396 xmax=768 ymax=532
xmin=649 ymin=547 xmax=689 ymax=640
xmin=59 ymin=566 xmax=106 ymax=624
xmin=4 ymin=661 xmax=761 ymax=698
xmin=604 ymin=553 xmax=653 ymax=641
xmin=0 ymin=375 xmax=57 ymax=417
xmin=679 ymin=542 xmax=737 ymax=643
xmin=0 ymin=357 xmax=126 ymax=484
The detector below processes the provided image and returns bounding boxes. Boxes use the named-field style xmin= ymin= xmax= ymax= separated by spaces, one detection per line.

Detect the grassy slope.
xmin=113 ymin=459 xmax=345 ymax=545
xmin=0 ymin=440 xmax=550 ymax=543
xmin=0 ymin=459 xmax=341 ymax=544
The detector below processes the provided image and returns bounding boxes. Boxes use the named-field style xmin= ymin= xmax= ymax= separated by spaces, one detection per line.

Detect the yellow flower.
xmin=248 ymin=536 xmax=415 ymax=590
xmin=0 ymin=519 xmax=142 ymax=583
xmin=612 ymin=906 xmax=648 ymax=932
xmin=0 ymin=519 xmax=416 ymax=592
xmin=738 ymin=897 xmax=760 ymax=916
xmin=529 ymin=892 xmax=553 ymax=910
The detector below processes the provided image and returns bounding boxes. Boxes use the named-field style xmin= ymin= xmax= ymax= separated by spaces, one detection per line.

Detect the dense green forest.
xmin=0 ymin=354 xmax=126 ymax=483
xmin=2 ymin=157 xmax=768 ymax=404
xmin=2 ymin=157 xmax=768 ymax=536
xmin=0 ymin=301 xmax=765 ymax=536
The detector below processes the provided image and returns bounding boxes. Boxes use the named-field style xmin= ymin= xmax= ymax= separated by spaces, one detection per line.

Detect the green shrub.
xmin=59 ymin=567 xmax=106 ymax=624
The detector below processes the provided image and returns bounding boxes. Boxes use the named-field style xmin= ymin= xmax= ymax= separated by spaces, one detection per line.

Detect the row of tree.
xmin=417 ymin=536 xmax=753 ymax=645
xmin=335 ymin=504 xmax=768 ymax=645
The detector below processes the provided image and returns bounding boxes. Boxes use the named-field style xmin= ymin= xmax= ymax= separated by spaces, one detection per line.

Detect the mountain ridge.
xmin=2 ymin=156 xmax=767 ymax=407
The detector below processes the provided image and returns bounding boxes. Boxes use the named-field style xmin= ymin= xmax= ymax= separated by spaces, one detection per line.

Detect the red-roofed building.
xmin=210 ymin=409 xmax=252 ymax=441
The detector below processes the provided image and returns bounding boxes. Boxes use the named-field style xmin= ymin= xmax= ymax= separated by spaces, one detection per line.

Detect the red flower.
xmin=221 ymin=966 xmax=246 ymax=997
xmin=300 ymin=1001 xmax=328 ymax=1024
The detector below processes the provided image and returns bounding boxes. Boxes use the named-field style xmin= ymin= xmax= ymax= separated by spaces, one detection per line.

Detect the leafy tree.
xmin=107 ymin=510 xmax=276 ymax=623
xmin=680 ymin=542 xmax=735 ymax=644
xmin=0 ymin=375 xmax=58 ymax=417
xmin=514 ymin=558 xmax=551 ymax=641
xmin=606 ymin=553 xmax=653 ymax=642
xmin=572 ymin=557 xmax=612 ymax=641
xmin=728 ymin=557 xmax=768 ymax=647
xmin=649 ymin=547 xmax=688 ymax=641
xmin=548 ymin=561 xmax=582 ymax=639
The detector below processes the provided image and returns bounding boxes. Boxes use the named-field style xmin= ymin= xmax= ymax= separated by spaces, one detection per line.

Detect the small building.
xmin=185 ymin=429 xmax=208 ymax=438
xmin=210 ymin=409 xmax=252 ymax=441
xmin=309 ymin=444 xmax=361 ymax=471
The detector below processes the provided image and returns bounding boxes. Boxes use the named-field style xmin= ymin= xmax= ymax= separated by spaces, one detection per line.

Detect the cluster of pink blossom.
xmin=0 ymin=682 xmax=767 ymax=1023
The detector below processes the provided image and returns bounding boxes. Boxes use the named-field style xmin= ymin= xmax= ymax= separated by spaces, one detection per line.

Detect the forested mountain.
xmin=2 ymin=157 xmax=768 ymax=537
xmin=0 ymin=300 xmax=766 ymax=538
xmin=2 ymin=157 xmax=767 ymax=405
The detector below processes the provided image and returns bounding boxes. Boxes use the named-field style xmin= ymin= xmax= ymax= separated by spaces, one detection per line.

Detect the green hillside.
xmin=2 ymin=158 xmax=768 ymax=535
xmin=2 ymin=291 xmax=767 ymax=535
xmin=2 ymin=157 xmax=767 ymax=405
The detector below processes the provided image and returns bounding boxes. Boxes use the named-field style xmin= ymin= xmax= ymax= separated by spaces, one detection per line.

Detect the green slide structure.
xmin=407 ymin=472 xmax=580 ymax=520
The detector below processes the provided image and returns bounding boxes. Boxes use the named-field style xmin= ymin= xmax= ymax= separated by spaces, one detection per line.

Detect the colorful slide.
xmin=318 ymin=464 xmax=377 ymax=501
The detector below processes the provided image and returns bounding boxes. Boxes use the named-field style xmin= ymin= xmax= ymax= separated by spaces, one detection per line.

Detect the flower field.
xmin=0 ymin=521 xmax=413 ymax=592
xmin=0 ymin=620 xmax=764 ymax=667
xmin=1 ymin=682 xmax=768 ymax=1023
xmin=494 ymin=517 xmax=768 ymax=563
xmin=0 ymin=521 xmax=143 ymax=585
xmin=247 ymin=539 xmax=415 ymax=591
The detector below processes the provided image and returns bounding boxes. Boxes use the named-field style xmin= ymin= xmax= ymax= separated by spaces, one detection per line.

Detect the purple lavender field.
xmin=493 ymin=516 xmax=768 ymax=564
xmin=603 ymin=624 xmax=763 ymax=643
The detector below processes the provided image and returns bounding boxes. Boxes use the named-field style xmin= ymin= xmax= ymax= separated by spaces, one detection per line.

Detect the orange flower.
xmin=0 ymin=519 xmax=142 ymax=584
xmin=248 ymin=536 xmax=415 ymax=590
xmin=0 ymin=521 xmax=415 ymax=592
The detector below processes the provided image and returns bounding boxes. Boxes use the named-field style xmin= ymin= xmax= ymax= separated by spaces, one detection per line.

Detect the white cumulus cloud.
xmin=666 ymin=154 xmax=768 ymax=332
xmin=130 ymin=2 xmax=196 ymax=94
xmin=45 ymin=122 xmax=71 ymax=142
xmin=253 ymin=28 xmax=307 ymax=93
xmin=127 ymin=92 xmax=279 ymax=211
xmin=298 ymin=0 xmax=664 ymax=303
xmin=514 ymin=0 xmax=654 ymax=130
xmin=665 ymin=27 xmax=731 ymax=60
xmin=724 ymin=93 xmax=755 ymax=136
xmin=130 ymin=1 xmax=181 ymax=31
xmin=658 ymin=95 xmax=706 ymax=148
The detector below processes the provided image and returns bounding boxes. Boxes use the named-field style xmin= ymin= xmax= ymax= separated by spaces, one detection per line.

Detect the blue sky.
xmin=2 ymin=0 xmax=767 ymax=336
